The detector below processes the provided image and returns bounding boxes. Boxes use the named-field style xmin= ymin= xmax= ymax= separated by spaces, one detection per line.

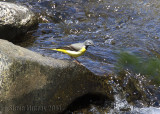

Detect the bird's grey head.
xmin=84 ymin=40 xmax=94 ymax=46
xmin=84 ymin=40 xmax=94 ymax=49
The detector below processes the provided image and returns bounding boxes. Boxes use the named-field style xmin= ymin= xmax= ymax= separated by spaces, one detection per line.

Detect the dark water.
xmin=2 ymin=0 xmax=160 ymax=113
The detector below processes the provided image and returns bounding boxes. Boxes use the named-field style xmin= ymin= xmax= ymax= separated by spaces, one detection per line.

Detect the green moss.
xmin=116 ymin=52 xmax=141 ymax=72
xmin=116 ymin=52 xmax=160 ymax=84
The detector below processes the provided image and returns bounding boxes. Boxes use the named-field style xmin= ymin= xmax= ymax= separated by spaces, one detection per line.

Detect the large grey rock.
xmin=0 ymin=39 xmax=113 ymax=114
xmin=0 ymin=2 xmax=37 ymax=41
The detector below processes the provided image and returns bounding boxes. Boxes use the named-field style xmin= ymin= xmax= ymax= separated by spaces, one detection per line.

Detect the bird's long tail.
xmin=51 ymin=48 xmax=67 ymax=53
xmin=51 ymin=49 xmax=58 ymax=51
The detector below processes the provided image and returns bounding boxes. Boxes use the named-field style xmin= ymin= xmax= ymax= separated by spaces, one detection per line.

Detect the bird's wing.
xmin=57 ymin=43 xmax=84 ymax=51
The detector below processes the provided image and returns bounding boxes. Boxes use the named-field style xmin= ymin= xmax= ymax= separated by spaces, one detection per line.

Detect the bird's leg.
xmin=71 ymin=57 xmax=82 ymax=65
xmin=74 ymin=58 xmax=81 ymax=64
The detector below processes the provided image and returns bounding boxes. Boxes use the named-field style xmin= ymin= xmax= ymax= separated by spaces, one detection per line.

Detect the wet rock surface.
xmin=0 ymin=2 xmax=37 ymax=42
xmin=0 ymin=39 xmax=113 ymax=114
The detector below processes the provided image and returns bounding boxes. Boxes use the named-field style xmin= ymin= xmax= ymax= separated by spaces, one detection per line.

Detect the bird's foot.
xmin=73 ymin=59 xmax=83 ymax=66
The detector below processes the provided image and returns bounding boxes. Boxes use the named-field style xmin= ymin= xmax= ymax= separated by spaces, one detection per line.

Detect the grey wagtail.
xmin=51 ymin=40 xmax=94 ymax=58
